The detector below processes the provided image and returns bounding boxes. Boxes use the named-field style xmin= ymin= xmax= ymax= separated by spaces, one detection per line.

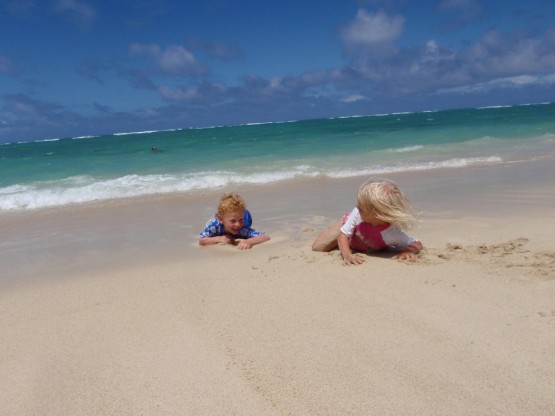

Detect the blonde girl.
xmin=312 ymin=178 xmax=423 ymax=265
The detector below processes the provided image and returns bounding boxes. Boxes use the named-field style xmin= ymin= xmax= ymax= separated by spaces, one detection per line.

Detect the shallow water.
xmin=1 ymin=103 xmax=554 ymax=211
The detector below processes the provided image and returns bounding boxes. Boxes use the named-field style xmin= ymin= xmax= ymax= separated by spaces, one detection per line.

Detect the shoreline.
xmin=2 ymin=157 xmax=555 ymax=286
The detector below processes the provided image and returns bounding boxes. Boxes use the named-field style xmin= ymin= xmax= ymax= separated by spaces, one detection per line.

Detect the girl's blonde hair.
xmin=357 ymin=178 xmax=419 ymax=230
xmin=217 ymin=193 xmax=246 ymax=217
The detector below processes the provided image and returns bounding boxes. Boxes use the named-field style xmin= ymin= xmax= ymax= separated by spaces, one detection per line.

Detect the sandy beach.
xmin=1 ymin=159 xmax=555 ymax=415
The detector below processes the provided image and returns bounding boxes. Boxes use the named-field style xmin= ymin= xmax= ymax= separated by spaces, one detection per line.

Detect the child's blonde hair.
xmin=217 ymin=193 xmax=246 ymax=218
xmin=357 ymin=178 xmax=419 ymax=230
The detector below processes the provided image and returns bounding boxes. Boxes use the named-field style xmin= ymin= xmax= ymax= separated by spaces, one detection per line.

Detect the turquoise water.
xmin=1 ymin=103 xmax=554 ymax=211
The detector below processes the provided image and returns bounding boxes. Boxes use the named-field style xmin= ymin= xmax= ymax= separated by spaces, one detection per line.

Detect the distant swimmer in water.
xmin=151 ymin=146 xmax=159 ymax=152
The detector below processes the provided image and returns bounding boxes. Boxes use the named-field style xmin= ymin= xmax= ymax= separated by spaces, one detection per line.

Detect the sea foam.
xmin=0 ymin=156 xmax=502 ymax=211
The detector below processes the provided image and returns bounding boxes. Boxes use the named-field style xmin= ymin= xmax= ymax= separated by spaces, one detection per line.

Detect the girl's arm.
xmin=338 ymin=232 xmax=365 ymax=265
xmin=236 ymin=234 xmax=271 ymax=250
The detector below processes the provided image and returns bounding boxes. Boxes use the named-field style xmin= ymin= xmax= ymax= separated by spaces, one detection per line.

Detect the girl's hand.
xmin=392 ymin=241 xmax=423 ymax=261
xmin=392 ymin=251 xmax=419 ymax=261
xmin=342 ymin=252 xmax=365 ymax=266
xmin=338 ymin=233 xmax=364 ymax=265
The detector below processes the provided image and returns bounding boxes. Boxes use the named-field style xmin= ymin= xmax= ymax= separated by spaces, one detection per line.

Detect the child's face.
xmin=219 ymin=210 xmax=245 ymax=235
xmin=358 ymin=205 xmax=386 ymax=226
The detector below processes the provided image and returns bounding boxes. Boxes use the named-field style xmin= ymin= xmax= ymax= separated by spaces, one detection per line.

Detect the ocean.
xmin=1 ymin=102 xmax=555 ymax=212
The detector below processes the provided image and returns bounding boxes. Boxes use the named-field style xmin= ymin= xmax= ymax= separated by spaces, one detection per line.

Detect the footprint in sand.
xmin=538 ymin=310 xmax=555 ymax=324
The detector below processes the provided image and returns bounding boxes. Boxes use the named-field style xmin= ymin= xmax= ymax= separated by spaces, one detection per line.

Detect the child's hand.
xmin=342 ymin=253 xmax=365 ymax=266
xmin=220 ymin=234 xmax=235 ymax=245
xmin=392 ymin=242 xmax=422 ymax=261
xmin=236 ymin=239 xmax=254 ymax=250
xmin=392 ymin=251 xmax=419 ymax=261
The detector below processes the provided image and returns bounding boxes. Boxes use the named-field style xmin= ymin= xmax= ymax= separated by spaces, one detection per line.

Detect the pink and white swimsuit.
xmin=340 ymin=207 xmax=417 ymax=252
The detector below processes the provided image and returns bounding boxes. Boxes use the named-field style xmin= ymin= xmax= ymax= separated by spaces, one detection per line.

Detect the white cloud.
xmin=436 ymin=73 xmax=555 ymax=94
xmin=158 ymin=82 xmax=228 ymax=103
xmin=340 ymin=9 xmax=405 ymax=58
xmin=129 ymin=43 xmax=206 ymax=77
xmin=340 ymin=94 xmax=365 ymax=103
xmin=461 ymin=29 xmax=555 ymax=79
xmin=159 ymin=46 xmax=199 ymax=75
xmin=158 ymin=85 xmax=199 ymax=101
xmin=332 ymin=18 xmax=555 ymax=100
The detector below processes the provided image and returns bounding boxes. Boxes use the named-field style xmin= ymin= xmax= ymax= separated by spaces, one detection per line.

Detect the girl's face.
xmin=219 ymin=210 xmax=245 ymax=235
xmin=357 ymin=205 xmax=386 ymax=226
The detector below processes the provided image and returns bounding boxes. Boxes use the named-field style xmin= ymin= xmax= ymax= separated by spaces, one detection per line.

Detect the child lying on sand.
xmin=199 ymin=193 xmax=270 ymax=250
xmin=312 ymin=178 xmax=423 ymax=265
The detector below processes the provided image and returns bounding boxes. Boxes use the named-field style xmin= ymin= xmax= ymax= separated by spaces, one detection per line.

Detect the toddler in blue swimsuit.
xmin=199 ymin=193 xmax=270 ymax=250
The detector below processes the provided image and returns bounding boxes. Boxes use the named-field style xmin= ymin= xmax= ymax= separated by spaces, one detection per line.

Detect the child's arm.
xmin=199 ymin=234 xmax=235 ymax=246
xmin=338 ymin=232 xmax=365 ymax=265
xmin=392 ymin=241 xmax=423 ymax=261
xmin=236 ymin=234 xmax=270 ymax=250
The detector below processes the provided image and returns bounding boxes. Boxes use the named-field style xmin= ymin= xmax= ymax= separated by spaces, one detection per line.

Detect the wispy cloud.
xmin=437 ymin=0 xmax=484 ymax=30
xmin=186 ymin=39 xmax=245 ymax=61
xmin=2 ymin=0 xmax=37 ymax=14
xmin=0 ymin=54 xmax=18 ymax=76
xmin=129 ymin=43 xmax=207 ymax=77
xmin=438 ymin=0 xmax=483 ymax=17
xmin=437 ymin=73 xmax=555 ymax=94
xmin=54 ymin=0 xmax=96 ymax=30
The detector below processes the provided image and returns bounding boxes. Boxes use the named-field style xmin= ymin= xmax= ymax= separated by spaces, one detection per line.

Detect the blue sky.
xmin=1 ymin=0 xmax=555 ymax=143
